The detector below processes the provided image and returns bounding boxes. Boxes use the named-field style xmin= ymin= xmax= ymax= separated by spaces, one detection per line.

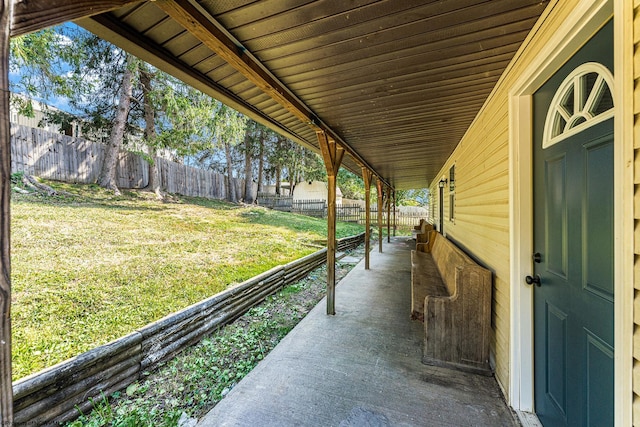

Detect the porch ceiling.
xmin=74 ymin=0 xmax=550 ymax=190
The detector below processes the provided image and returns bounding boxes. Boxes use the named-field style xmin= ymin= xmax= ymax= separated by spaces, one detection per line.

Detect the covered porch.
xmin=1 ymin=0 xmax=636 ymax=425
xmin=198 ymin=237 xmax=516 ymax=426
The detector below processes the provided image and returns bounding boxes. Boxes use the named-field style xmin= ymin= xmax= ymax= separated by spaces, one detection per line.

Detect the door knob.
xmin=525 ymin=274 xmax=542 ymax=287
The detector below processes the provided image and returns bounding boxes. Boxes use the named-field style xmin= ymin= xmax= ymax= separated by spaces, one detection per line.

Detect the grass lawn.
xmin=67 ymin=253 xmax=363 ymax=426
xmin=10 ymin=180 xmax=363 ymax=380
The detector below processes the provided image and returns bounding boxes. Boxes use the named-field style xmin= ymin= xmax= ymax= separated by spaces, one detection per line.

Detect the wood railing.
xmin=12 ymin=232 xmax=365 ymax=425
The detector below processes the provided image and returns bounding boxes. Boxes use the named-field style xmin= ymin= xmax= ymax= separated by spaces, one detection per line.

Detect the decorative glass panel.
xmin=543 ymin=63 xmax=614 ymax=149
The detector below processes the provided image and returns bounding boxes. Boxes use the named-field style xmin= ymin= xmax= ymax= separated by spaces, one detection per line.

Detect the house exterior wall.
xmin=429 ymin=109 xmax=511 ymax=391
xmin=428 ymin=0 xmax=594 ymax=397
xmin=10 ymin=95 xmax=66 ymax=135
xmin=632 ymin=0 xmax=640 ymax=423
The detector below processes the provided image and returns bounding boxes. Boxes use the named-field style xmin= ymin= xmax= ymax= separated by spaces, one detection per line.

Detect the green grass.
xmin=10 ymin=181 xmax=363 ymax=380
xmin=66 ymin=258 xmax=358 ymax=426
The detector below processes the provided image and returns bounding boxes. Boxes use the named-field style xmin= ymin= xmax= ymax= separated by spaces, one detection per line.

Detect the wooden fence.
xmin=257 ymin=194 xmax=428 ymax=227
xmin=293 ymin=199 xmax=326 ymax=218
xmin=256 ymin=194 xmax=293 ymax=211
xmin=12 ymin=232 xmax=366 ymax=425
xmin=367 ymin=208 xmax=427 ymax=227
xmin=337 ymin=204 xmax=363 ymax=223
xmin=10 ymin=124 xmax=250 ymax=200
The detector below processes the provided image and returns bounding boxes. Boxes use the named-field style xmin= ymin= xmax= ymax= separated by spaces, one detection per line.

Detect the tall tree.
xmin=338 ymin=169 xmax=365 ymax=200
xmin=287 ymin=141 xmax=299 ymax=194
xmin=12 ymin=24 xmax=257 ymax=201
xmin=60 ymin=30 xmax=136 ymax=144
xmin=224 ymin=140 xmax=236 ymax=202
xmin=257 ymin=125 xmax=266 ymax=193
xmin=265 ymin=135 xmax=325 ymax=196
xmin=211 ymin=104 xmax=247 ymax=202
xmin=97 ymin=54 xmax=135 ymax=194
xmin=272 ymin=135 xmax=285 ymax=195
xmin=139 ymin=64 xmax=161 ymax=197
xmin=242 ymin=121 xmax=259 ymax=204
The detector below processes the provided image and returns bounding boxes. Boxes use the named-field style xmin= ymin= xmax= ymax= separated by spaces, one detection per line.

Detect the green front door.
xmin=532 ymin=21 xmax=614 ymax=426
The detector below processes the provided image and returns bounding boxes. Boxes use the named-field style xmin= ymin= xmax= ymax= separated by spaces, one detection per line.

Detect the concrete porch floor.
xmin=198 ymin=237 xmax=518 ymax=427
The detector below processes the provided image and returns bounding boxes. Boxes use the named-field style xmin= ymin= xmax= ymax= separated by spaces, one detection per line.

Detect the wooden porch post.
xmin=361 ymin=167 xmax=373 ymax=269
xmin=386 ymin=186 xmax=391 ymax=243
xmin=317 ymin=131 xmax=344 ymax=315
xmin=0 ymin=0 xmax=12 ymax=422
xmin=376 ymin=178 xmax=383 ymax=253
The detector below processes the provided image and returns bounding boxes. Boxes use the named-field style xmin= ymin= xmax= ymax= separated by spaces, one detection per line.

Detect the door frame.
xmin=508 ymin=0 xmax=633 ymax=424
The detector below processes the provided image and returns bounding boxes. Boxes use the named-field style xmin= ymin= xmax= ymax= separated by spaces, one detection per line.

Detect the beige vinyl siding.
xmin=634 ymin=0 xmax=640 ymax=422
xmin=428 ymin=0 xmax=583 ymax=396
xmin=635 ymin=0 xmax=640 ymax=421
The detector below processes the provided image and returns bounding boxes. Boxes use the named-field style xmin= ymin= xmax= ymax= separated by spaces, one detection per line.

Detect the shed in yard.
xmin=292 ymin=180 xmax=343 ymax=205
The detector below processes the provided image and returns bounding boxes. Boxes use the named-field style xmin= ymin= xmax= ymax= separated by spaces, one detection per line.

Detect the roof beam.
xmin=155 ymin=0 xmax=390 ymax=188
xmin=156 ymin=0 xmax=312 ymax=125
xmin=11 ymin=0 xmax=143 ymax=36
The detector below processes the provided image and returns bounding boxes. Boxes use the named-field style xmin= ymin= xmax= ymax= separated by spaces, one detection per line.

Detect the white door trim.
xmin=507 ymin=1 xmax=632 ymax=425
xmin=612 ymin=1 xmax=634 ymax=425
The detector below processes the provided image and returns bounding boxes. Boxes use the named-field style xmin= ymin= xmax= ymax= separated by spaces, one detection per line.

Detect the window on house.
xmin=543 ymin=62 xmax=614 ymax=149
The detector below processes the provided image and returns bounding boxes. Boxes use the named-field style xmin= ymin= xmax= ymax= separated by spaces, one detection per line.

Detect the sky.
xmin=10 ymin=22 xmax=91 ymax=115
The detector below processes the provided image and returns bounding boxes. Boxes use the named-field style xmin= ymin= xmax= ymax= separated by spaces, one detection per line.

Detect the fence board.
xmin=9 ymin=124 xmax=251 ymax=200
xmin=293 ymin=199 xmax=326 ymax=217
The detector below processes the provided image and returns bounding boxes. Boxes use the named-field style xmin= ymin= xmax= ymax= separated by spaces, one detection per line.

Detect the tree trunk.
xmin=289 ymin=146 xmax=298 ymax=195
xmin=275 ymin=135 xmax=283 ymax=196
xmin=147 ymin=147 xmax=160 ymax=196
xmin=224 ymin=141 xmax=237 ymax=202
xmin=97 ymin=55 xmax=134 ymax=195
xmin=140 ymin=67 xmax=161 ymax=198
xmin=243 ymin=128 xmax=254 ymax=204
xmin=257 ymin=129 xmax=264 ymax=193
xmin=275 ymin=164 xmax=281 ymax=196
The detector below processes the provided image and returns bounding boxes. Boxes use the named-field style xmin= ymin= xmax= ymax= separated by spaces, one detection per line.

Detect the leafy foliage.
xmin=395 ymin=188 xmax=430 ymax=206
xmin=10 ymin=27 xmax=82 ymax=114
xmin=337 ymin=169 xmax=365 ymax=200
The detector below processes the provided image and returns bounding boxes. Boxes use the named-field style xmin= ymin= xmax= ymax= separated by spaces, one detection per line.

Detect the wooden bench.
xmin=415 ymin=222 xmax=434 ymax=247
xmin=410 ymin=230 xmax=492 ymax=375
xmin=411 ymin=219 xmax=431 ymax=240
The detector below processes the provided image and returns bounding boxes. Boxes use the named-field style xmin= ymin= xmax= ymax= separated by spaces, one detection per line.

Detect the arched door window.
xmin=543 ymin=62 xmax=614 ymax=149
